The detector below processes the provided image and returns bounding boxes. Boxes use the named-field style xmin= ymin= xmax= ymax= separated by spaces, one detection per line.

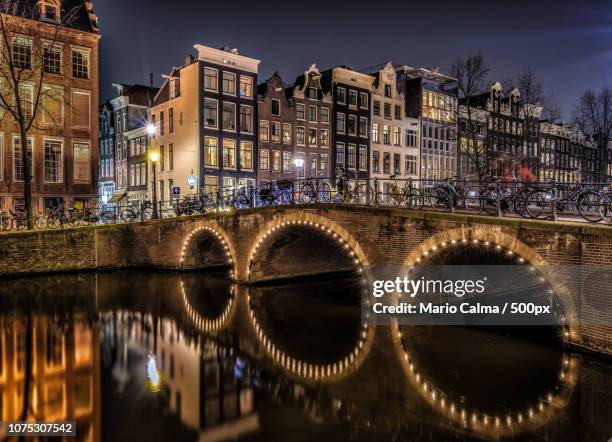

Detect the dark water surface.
xmin=0 ymin=270 xmax=610 ymax=442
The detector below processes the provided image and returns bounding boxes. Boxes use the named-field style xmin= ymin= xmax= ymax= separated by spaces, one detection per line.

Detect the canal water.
xmin=0 ymin=270 xmax=609 ymax=442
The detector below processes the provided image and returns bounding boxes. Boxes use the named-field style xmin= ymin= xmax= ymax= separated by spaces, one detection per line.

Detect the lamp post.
xmin=149 ymin=150 xmax=159 ymax=219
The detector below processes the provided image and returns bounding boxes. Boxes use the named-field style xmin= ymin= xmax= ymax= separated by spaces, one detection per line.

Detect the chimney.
xmin=185 ymin=54 xmax=195 ymax=65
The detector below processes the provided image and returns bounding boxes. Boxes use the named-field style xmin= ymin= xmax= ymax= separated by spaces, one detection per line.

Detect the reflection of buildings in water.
xmin=0 ymin=317 xmax=99 ymax=441
xmin=104 ymin=312 xmax=259 ymax=441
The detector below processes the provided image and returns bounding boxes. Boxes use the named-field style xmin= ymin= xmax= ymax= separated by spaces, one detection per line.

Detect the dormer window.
xmin=40 ymin=1 xmax=61 ymax=22
xmin=170 ymin=77 xmax=180 ymax=99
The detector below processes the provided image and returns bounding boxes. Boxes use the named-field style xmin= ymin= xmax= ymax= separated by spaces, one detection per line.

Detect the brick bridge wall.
xmin=0 ymin=205 xmax=610 ymax=355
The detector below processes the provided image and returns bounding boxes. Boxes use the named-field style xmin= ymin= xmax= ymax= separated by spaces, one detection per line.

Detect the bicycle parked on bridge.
xmin=298 ymin=177 xmax=332 ymax=204
xmin=375 ymin=176 xmax=425 ymax=210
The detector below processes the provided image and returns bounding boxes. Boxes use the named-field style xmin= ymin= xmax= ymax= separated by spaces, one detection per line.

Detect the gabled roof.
xmin=10 ymin=1 xmax=100 ymax=34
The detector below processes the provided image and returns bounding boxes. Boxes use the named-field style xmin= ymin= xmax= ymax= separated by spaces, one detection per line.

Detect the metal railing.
xmin=1 ymin=176 xmax=611 ymax=233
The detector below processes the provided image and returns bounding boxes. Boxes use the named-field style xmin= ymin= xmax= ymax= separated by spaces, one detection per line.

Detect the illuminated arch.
xmin=180 ymin=223 xmax=237 ymax=277
xmin=245 ymin=211 xmax=371 ymax=282
xmin=180 ymin=279 xmax=235 ymax=334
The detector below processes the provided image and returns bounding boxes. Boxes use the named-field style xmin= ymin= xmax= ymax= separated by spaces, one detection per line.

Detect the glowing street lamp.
xmin=294 ymin=158 xmax=305 ymax=180
xmin=146 ymin=123 xmax=157 ymax=136
xmin=149 ymin=150 xmax=160 ymax=219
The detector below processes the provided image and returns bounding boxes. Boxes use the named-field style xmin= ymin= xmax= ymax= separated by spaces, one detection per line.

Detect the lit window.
xmin=43 ymin=44 xmax=62 ymax=74
xmin=222 ymin=102 xmax=236 ymax=131
xmin=259 ymin=120 xmax=269 ymax=142
xmin=72 ymin=48 xmax=89 ymax=79
xmin=240 ymin=76 xmax=253 ymax=98
xmin=204 ymin=99 xmax=218 ymax=128
xmin=44 ymin=140 xmax=63 ymax=183
xmin=222 ymin=139 xmax=236 ymax=168
xmin=222 ymin=72 xmax=236 ymax=95
xmin=241 ymin=141 xmax=253 ymax=170
xmin=204 ymin=67 xmax=218 ymax=91
xmin=12 ymin=37 xmax=32 ymax=69
xmin=239 ymin=105 xmax=253 ymax=133
xmin=204 ymin=137 xmax=218 ymax=167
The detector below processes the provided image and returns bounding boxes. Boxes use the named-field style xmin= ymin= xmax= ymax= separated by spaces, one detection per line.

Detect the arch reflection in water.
xmin=180 ymin=272 xmax=235 ymax=333
xmin=247 ymin=276 xmax=375 ymax=382
xmin=392 ymin=239 xmax=578 ymax=438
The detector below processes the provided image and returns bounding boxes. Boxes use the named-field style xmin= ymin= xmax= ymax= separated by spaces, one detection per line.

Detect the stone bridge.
xmin=0 ymin=205 xmax=611 ymax=355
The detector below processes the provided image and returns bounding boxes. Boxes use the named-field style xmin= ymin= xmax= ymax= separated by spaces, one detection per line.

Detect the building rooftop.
xmin=12 ymin=0 xmax=100 ymax=34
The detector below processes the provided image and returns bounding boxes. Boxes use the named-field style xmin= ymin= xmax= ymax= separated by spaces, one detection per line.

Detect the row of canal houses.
xmin=101 ymin=44 xmax=609 ymax=206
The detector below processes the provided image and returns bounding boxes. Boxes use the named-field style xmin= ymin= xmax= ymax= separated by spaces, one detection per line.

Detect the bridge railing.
xmin=1 ymin=177 xmax=610 ymax=232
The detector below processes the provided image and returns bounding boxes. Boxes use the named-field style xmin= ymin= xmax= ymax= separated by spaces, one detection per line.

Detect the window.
xmin=129 ymin=164 xmax=135 ymax=186
xmin=20 ymin=84 xmax=33 ymax=121
xmin=296 ymin=126 xmax=305 ymax=145
xmin=393 ymin=127 xmax=401 ymax=146
xmin=309 ymin=153 xmax=317 ymax=175
xmin=395 ymin=105 xmax=402 ymax=119
xmin=394 ymin=153 xmax=401 ymax=174
xmin=222 ymin=102 xmax=236 ymax=131
xmin=272 ymin=150 xmax=281 ymax=172
xmin=204 ymin=67 xmax=218 ymax=91
xmin=296 ymin=103 xmax=305 ymax=120
xmin=204 ymin=99 xmax=218 ymax=128
xmin=321 ymin=107 xmax=329 ymax=123
xmin=308 ymin=87 xmax=317 ymax=99
xmin=359 ymin=145 xmax=367 ymax=170
xmin=348 ymin=90 xmax=357 ymax=107
xmin=140 ymin=162 xmax=146 ymax=185
xmin=240 ymin=76 xmax=253 ymax=98
xmin=222 ymin=139 xmax=236 ymax=168
xmin=259 ymin=120 xmax=269 ymax=142
xmin=271 ymin=122 xmax=281 ymax=142
xmin=308 ymin=128 xmax=317 ymax=146
xmin=383 ymin=125 xmax=390 ymax=144
xmin=160 ymin=145 xmax=165 ymax=171
xmin=373 ymin=151 xmax=380 ymax=173
xmin=222 ymin=72 xmax=236 ymax=95
xmin=160 ymin=111 xmax=165 ymax=135
xmin=204 ymin=137 xmax=218 ymax=166
xmin=13 ymin=37 xmax=32 ymax=69
xmin=359 ymin=92 xmax=369 ymax=109
xmin=348 ymin=115 xmax=357 ymax=136
xmin=241 ymin=141 xmax=253 ymax=170
xmin=336 ymin=143 xmax=345 ymax=166
xmin=204 ymin=176 xmax=218 ymax=194
xmin=405 ymin=129 xmax=417 ymax=147
xmin=282 ymin=123 xmax=292 ymax=144
xmin=43 ymin=45 xmax=61 ymax=74
xmin=73 ymin=142 xmax=91 ymax=184
xmin=282 ymin=151 xmax=291 ymax=173
xmin=373 ymin=101 xmax=381 ymax=117
xmin=336 ymin=113 xmax=345 ymax=133
xmin=13 ymin=137 xmax=33 ymax=182
xmin=42 ymin=86 xmax=63 ymax=126
xmin=42 ymin=2 xmax=59 ymax=20
xmin=320 ymin=153 xmax=328 ymax=174
xmin=359 ymin=117 xmax=368 ymax=138
xmin=260 ymin=149 xmax=269 ymax=170
xmin=383 ymin=152 xmax=390 ymax=174
xmin=72 ymin=48 xmax=89 ymax=79
xmin=372 ymin=124 xmax=379 ymax=143
xmin=384 ymin=84 xmax=392 ymax=97
xmin=223 ymin=177 xmax=236 ymax=191
xmin=169 ymin=108 xmax=174 ymax=133
xmin=320 ymin=129 xmax=329 ymax=147
xmin=336 ymin=87 xmax=346 ymax=104
xmin=270 ymin=99 xmax=281 ymax=116
xmin=403 ymin=154 xmax=416 ymax=176
xmin=240 ymin=105 xmax=253 ymax=133
xmin=44 ymin=140 xmax=62 ymax=183
xmin=348 ymin=144 xmax=356 ymax=168
xmin=168 ymin=144 xmax=174 ymax=170
xmin=384 ymin=103 xmax=391 ymax=119
xmin=170 ymin=78 xmax=180 ymax=99
xmin=309 ymin=106 xmax=317 ymax=122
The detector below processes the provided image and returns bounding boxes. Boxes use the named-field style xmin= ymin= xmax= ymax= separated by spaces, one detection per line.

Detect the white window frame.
xmin=222 ymin=101 xmax=236 ymax=132
xmin=43 ymin=137 xmax=64 ymax=184
xmin=204 ymin=67 xmax=218 ymax=92
xmin=222 ymin=71 xmax=236 ymax=96
xmin=71 ymin=46 xmax=90 ymax=80
xmin=71 ymin=89 xmax=91 ymax=129
xmin=204 ymin=98 xmax=219 ymax=129
xmin=337 ymin=87 xmax=346 ymax=105
xmin=12 ymin=135 xmax=34 ymax=182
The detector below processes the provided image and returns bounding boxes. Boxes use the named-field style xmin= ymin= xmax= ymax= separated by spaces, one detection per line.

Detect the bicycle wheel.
xmin=405 ymin=189 xmax=424 ymax=210
xmin=14 ymin=217 xmax=27 ymax=231
xmin=141 ymin=206 xmax=153 ymax=220
xmin=101 ymin=210 xmax=117 ymax=224
xmin=1 ymin=216 xmax=12 ymax=231
xmin=318 ymin=183 xmax=332 ymax=204
xmin=46 ymin=215 xmax=61 ymax=229
xmin=120 ymin=208 xmax=136 ymax=223
xmin=480 ymin=188 xmax=498 ymax=216
xmin=598 ymin=192 xmax=612 ymax=223
xmin=432 ymin=188 xmax=450 ymax=212
xmin=300 ymin=183 xmax=316 ymax=204
xmin=577 ymin=191 xmax=603 ymax=223
xmin=525 ymin=190 xmax=554 ymax=220
xmin=357 ymin=183 xmax=374 ymax=205
xmin=462 ymin=188 xmax=483 ymax=214
xmin=235 ymin=194 xmax=250 ymax=209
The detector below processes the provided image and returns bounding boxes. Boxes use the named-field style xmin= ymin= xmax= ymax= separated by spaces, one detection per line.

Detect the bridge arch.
xmin=400 ymin=225 xmax=579 ymax=341
xmin=180 ymin=222 xmax=237 ymax=276
xmin=245 ymin=211 xmax=371 ymax=283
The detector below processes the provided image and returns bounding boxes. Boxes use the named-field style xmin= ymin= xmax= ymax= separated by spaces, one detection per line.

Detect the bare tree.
xmin=572 ymin=86 xmax=612 ymax=181
xmin=0 ymin=1 xmax=79 ymax=228
xmin=449 ymin=52 xmax=490 ymax=183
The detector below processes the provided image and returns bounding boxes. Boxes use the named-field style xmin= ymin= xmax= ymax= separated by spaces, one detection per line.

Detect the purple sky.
xmin=95 ymin=0 xmax=612 ymax=119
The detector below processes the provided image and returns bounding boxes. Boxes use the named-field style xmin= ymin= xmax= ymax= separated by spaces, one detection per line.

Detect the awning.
xmin=109 ymin=191 xmax=127 ymax=203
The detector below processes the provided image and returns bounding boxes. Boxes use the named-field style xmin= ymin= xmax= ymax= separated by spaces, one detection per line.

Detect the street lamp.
xmin=146 ymin=123 xmax=156 ymax=136
xmin=149 ymin=150 xmax=159 ymax=219
xmin=294 ymin=158 xmax=305 ymax=180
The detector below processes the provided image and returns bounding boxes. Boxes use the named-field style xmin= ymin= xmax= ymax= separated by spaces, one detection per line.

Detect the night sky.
xmin=95 ymin=0 xmax=611 ymax=118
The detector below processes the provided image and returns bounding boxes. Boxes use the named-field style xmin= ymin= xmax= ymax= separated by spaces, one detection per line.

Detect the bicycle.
xmin=480 ymin=174 xmax=533 ymax=218
xmin=429 ymin=177 xmax=482 ymax=213
xmin=298 ymin=177 xmax=332 ymax=204
xmin=120 ymin=201 xmax=153 ymax=223
xmin=10 ymin=209 xmax=42 ymax=230
xmin=334 ymin=168 xmax=373 ymax=205
xmin=0 ymin=211 xmax=12 ymax=231
xmin=46 ymin=206 xmax=80 ymax=228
